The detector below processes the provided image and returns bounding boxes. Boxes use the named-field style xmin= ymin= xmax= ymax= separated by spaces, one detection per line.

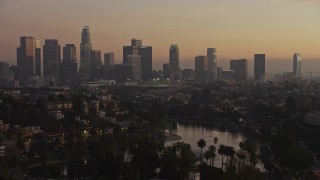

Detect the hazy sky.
xmin=0 ymin=0 xmax=320 ymax=75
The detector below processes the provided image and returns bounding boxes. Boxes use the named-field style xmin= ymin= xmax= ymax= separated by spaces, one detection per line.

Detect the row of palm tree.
xmin=204 ymin=145 xmax=216 ymax=166
xmin=218 ymin=145 xmax=235 ymax=170
xmin=197 ymin=137 xmax=219 ymax=165
xmin=197 ymin=137 xmax=238 ymax=171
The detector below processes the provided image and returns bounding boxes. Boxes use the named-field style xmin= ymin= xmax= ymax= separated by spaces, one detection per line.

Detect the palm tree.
xmin=208 ymin=145 xmax=216 ymax=166
xmin=214 ymin=137 xmax=218 ymax=145
xmin=244 ymin=139 xmax=257 ymax=166
xmin=236 ymin=151 xmax=246 ymax=168
xmin=204 ymin=145 xmax=217 ymax=166
xmin=204 ymin=151 xmax=211 ymax=165
xmin=197 ymin=139 xmax=206 ymax=163
xmin=239 ymin=141 xmax=245 ymax=150
xmin=224 ymin=146 xmax=235 ymax=169
xmin=218 ymin=145 xmax=225 ymax=169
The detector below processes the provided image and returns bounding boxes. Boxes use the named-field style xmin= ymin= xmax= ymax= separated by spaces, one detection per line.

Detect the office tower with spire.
xmin=43 ymin=39 xmax=60 ymax=81
xmin=17 ymin=36 xmax=36 ymax=83
xmin=207 ymin=48 xmax=217 ymax=80
xmin=254 ymin=54 xmax=266 ymax=81
xmin=80 ymin=26 xmax=92 ymax=78
xmin=59 ymin=44 xmax=78 ymax=86
xmin=293 ymin=53 xmax=301 ymax=77
xmin=123 ymin=38 xmax=152 ymax=81
xmin=169 ymin=44 xmax=181 ymax=81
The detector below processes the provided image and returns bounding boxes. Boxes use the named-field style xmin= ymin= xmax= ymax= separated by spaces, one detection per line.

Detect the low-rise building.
xmin=47 ymin=101 xmax=73 ymax=111
xmin=48 ymin=110 xmax=64 ymax=120
xmin=0 ymin=120 xmax=10 ymax=133
xmin=304 ymin=111 xmax=320 ymax=126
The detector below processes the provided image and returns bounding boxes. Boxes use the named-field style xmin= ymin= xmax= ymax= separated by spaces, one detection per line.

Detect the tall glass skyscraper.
xmin=43 ymin=39 xmax=60 ymax=79
xmin=80 ymin=26 xmax=92 ymax=78
xmin=35 ymin=39 xmax=41 ymax=77
xmin=127 ymin=54 xmax=141 ymax=81
xmin=59 ymin=44 xmax=78 ymax=86
xmin=63 ymin=44 xmax=77 ymax=61
xmin=123 ymin=38 xmax=152 ymax=80
xmin=169 ymin=44 xmax=181 ymax=81
xmin=90 ymin=50 xmax=102 ymax=79
xmin=230 ymin=59 xmax=248 ymax=81
xmin=254 ymin=54 xmax=265 ymax=81
xmin=169 ymin=44 xmax=179 ymax=71
xmin=207 ymin=48 xmax=217 ymax=80
xmin=195 ymin=55 xmax=208 ymax=80
xmin=104 ymin=52 xmax=114 ymax=66
xmin=17 ymin=36 xmax=36 ymax=83
xmin=293 ymin=53 xmax=301 ymax=77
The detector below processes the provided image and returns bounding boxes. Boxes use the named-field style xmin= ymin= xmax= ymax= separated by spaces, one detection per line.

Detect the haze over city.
xmin=1 ymin=0 xmax=320 ymax=76
xmin=3 ymin=1 xmax=320 ymax=179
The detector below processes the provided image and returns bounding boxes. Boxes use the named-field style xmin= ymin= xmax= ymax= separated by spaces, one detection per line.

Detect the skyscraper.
xmin=254 ymin=54 xmax=266 ymax=81
xmin=80 ymin=26 xmax=92 ymax=78
xmin=163 ymin=63 xmax=170 ymax=79
xmin=0 ymin=61 xmax=10 ymax=87
xmin=111 ymin=64 xmax=132 ymax=83
xmin=139 ymin=46 xmax=152 ymax=80
xmin=63 ymin=44 xmax=77 ymax=61
xmin=169 ymin=44 xmax=179 ymax=71
xmin=0 ymin=61 xmax=9 ymax=81
xmin=90 ymin=50 xmax=102 ymax=79
xmin=207 ymin=48 xmax=217 ymax=80
xmin=123 ymin=39 xmax=152 ymax=80
xmin=59 ymin=44 xmax=78 ymax=86
xmin=43 ymin=39 xmax=60 ymax=80
xmin=17 ymin=36 xmax=36 ymax=83
xmin=104 ymin=52 xmax=114 ymax=66
xmin=169 ymin=44 xmax=181 ymax=81
xmin=127 ymin=54 xmax=141 ymax=81
xmin=131 ymin=38 xmax=142 ymax=46
xmin=35 ymin=39 xmax=41 ymax=77
xmin=195 ymin=55 xmax=208 ymax=80
xmin=293 ymin=53 xmax=301 ymax=77
xmin=230 ymin=59 xmax=248 ymax=81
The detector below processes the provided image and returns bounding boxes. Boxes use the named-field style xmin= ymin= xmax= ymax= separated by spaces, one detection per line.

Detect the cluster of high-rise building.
xmin=0 ymin=26 xmax=303 ymax=87
xmin=14 ymin=36 xmax=78 ymax=87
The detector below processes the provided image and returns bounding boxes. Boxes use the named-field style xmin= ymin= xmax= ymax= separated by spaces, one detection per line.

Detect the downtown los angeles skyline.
xmin=1 ymin=0 xmax=320 ymax=76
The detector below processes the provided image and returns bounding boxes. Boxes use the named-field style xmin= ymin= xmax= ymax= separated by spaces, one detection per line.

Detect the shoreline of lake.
xmin=171 ymin=118 xmax=241 ymax=133
xmin=164 ymin=132 xmax=182 ymax=141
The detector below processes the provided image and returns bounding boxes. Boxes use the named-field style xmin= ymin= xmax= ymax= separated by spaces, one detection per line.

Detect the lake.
xmin=165 ymin=123 xmax=265 ymax=171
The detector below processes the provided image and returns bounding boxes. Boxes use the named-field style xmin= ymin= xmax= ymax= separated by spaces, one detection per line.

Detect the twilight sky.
xmin=0 ymin=0 xmax=320 ymax=76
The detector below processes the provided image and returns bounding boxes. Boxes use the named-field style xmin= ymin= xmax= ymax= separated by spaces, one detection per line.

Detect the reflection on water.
xmin=165 ymin=123 xmax=265 ymax=171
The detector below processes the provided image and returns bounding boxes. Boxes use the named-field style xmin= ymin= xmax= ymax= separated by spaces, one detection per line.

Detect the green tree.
xmin=280 ymin=144 xmax=313 ymax=171
xmin=286 ymin=96 xmax=296 ymax=116
xmin=160 ymin=142 xmax=197 ymax=180
xmin=236 ymin=165 xmax=264 ymax=180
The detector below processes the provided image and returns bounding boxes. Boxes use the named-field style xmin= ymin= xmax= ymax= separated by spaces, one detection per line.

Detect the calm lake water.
xmin=165 ymin=123 xmax=265 ymax=171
